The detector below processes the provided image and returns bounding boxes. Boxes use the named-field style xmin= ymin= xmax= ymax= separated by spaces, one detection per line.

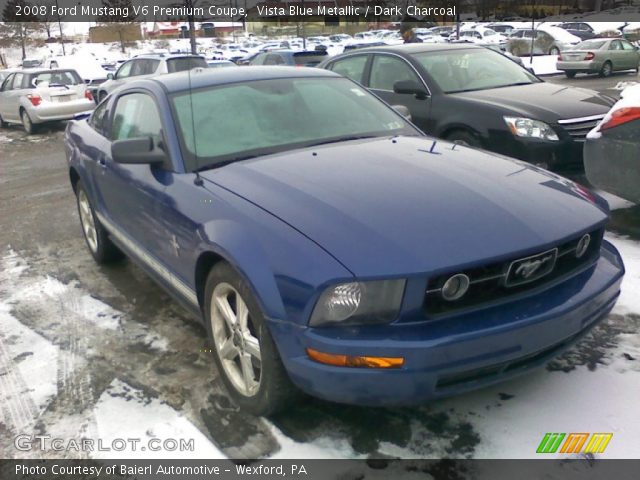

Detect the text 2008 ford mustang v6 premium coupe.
xmin=65 ymin=67 xmax=624 ymax=415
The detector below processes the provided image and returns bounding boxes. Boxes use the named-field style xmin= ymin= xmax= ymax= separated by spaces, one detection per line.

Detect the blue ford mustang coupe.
xmin=65 ymin=67 xmax=625 ymax=415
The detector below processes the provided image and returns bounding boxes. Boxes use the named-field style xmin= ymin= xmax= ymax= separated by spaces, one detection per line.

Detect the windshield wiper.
xmin=194 ymin=153 xmax=262 ymax=173
xmin=303 ymin=135 xmax=380 ymax=148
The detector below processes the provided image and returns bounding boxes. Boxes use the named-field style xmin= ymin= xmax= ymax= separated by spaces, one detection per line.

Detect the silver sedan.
xmin=0 ymin=69 xmax=95 ymax=134
xmin=557 ymin=38 xmax=640 ymax=78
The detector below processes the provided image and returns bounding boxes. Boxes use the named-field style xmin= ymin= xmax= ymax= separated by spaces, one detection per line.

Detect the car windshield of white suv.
xmin=415 ymin=49 xmax=539 ymax=93
xmin=171 ymin=77 xmax=417 ymax=172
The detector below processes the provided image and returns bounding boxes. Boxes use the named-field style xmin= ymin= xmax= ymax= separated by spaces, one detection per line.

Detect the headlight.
xmin=503 ymin=116 xmax=559 ymax=141
xmin=309 ymin=280 xmax=406 ymax=327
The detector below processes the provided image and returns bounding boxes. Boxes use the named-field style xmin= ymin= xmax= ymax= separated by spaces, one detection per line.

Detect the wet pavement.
xmin=1 ymin=77 xmax=639 ymax=461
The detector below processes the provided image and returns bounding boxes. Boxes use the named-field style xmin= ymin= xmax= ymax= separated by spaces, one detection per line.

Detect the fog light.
xmin=441 ymin=273 xmax=470 ymax=301
xmin=576 ymin=234 xmax=591 ymax=258
xmin=306 ymin=348 xmax=404 ymax=369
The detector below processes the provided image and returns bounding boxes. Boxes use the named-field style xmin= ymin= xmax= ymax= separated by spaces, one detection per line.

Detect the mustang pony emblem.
xmin=516 ymin=257 xmax=552 ymax=279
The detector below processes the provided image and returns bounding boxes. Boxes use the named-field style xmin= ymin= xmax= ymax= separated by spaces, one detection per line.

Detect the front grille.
xmin=85 ymin=78 xmax=107 ymax=86
xmin=557 ymin=114 xmax=605 ymax=141
xmin=424 ymin=229 xmax=603 ymax=317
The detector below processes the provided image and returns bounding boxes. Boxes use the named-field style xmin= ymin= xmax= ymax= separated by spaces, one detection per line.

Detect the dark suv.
xmin=320 ymin=44 xmax=616 ymax=170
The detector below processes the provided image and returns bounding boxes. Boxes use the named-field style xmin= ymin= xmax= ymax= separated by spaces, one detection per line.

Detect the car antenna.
xmin=189 ymin=68 xmax=204 ymax=186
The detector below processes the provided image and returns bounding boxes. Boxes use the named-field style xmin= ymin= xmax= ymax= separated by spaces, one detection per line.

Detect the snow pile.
xmin=522 ymin=55 xmax=561 ymax=75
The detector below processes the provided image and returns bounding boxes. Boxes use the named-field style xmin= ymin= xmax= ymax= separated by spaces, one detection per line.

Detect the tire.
xmin=21 ymin=109 xmax=37 ymax=134
xmin=0 ymin=113 xmax=7 ymax=128
xmin=446 ymin=129 xmax=482 ymax=148
xmin=599 ymin=61 xmax=612 ymax=78
xmin=75 ymin=181 xmax=123 ymax=264
xmin=565 ymin=71 xmax=576 ymax=78
xmin=549 ymin=46 xmax=560 ymax=56
xmin=204 ymin=262 xmax=299 ymax=416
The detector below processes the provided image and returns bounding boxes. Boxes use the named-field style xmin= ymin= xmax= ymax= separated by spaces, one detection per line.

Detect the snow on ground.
xmin=1 ymin=231 xmax=639 ymax=460
xmin=91 ymin=379 xmax=225 ymax=459
xmin=522 ymin=55 xmax=561 ymax=76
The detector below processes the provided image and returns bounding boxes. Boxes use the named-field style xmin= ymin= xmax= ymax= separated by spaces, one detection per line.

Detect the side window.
xmin=130 ymin=60 xmax=147 ymax=76
xmin=609 ymin=40 xmax=621 ymax=50
xmin=11 ymin=73 xmax=24 ymax=90
xmin=251 ymin=53 xmax=266 ymax=65
xmin=475 ymin=31 xmax=482 ymax=39
xmin=146 ymin=59 xmax=161 ymax=74
xmin=329 ymin=55 xmax=368 ymax=84
xmin=264 ymin=54 xmax=285 ymax=65
xmin=111 ymin=93 xmax=162 ymax=145
xmin=116 ymin=61 xmax=133 ymax=79
xmin=1 ymin=74 xmax=14 ymax=91
xmin=621 ymin=41 xmax=635 ymax=51
xmin=369 ymin=55 xmax=421 ymax=91
xmin=89 ymin=101 xmax=109 ymax=135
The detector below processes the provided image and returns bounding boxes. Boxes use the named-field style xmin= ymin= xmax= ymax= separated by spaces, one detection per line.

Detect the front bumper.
xmin=488 ymin=132 xmax=584 ymax=171
xmin=269 ymin=241 xmax=624 ymax=406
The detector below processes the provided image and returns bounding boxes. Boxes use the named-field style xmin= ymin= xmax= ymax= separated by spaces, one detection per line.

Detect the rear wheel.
xmin=549 ymin=46 xmax=560 ymax=55
xmin=599 ymin=61 xmax=612 ymax=78
xmin=75 ymin=181 xmax=123 ymax=264
xmin=565 ymin=71 xmax=577 ymax=78
xmin=204 ymin=262 xmax=299 ymax=415
xmin=446 ymin=129 xmax=481 ymax=148
xmin=21 ymin=110 xmax=36 ymax=134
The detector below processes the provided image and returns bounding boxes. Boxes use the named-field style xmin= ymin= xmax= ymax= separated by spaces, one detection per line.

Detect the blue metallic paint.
xmin=65 ymin=69 xmax=625 ymax=406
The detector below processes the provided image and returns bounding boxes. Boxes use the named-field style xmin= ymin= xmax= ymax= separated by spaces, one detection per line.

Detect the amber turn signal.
xmin=306 ymin=348 xmax=404 ymax=369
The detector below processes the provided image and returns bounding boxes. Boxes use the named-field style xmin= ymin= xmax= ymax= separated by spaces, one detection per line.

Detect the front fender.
xmin=197 ymin=203 xmax=353 ymax=326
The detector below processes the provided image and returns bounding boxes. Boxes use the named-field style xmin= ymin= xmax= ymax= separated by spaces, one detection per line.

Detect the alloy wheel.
xmin=210 ymin=282 xmax=262 ymax=397
xmin=78 ymin=189 xmax=98 ymax=253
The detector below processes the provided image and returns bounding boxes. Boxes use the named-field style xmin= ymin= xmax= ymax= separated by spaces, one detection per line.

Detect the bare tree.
xmin=1 ymin=0 xmax=44 ymax=59
xmin=95 ymin=0 xmax=138 ymax=53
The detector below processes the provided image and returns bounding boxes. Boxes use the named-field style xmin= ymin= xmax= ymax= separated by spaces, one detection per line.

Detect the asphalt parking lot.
xmin=1 ymin=71 xmax=639 ymax=461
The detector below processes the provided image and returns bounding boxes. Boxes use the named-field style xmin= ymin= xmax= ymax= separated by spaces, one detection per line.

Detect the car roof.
xmin=340 ymin=43 xmax=482 ymax=55
xmin=145 ymin=66 xmax=340 ymax=93
xmin=134 ymin=53 xmax=204 ymax=59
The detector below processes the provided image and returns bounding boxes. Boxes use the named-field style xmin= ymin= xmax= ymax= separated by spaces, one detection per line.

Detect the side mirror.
xmin=391 ymin=104 xmax=412 ymax=121
xmin=393 ymin=80 xmax=429 ymax=99
xmin=111 ymin=137 xmax=166 ymax=165
xmin=107 ymin=72 xmax=114 ymax=80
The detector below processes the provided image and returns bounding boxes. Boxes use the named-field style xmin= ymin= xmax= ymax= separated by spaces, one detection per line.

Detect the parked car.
xmin=43 ymin=55 xmax=110 ymax=99
xmin=320 ymin=44 xmax=616 ymax=170
xmin=249 ymin=50 xmax=328 ymax=67
xmin=64 ymin=66 xmax=624 ymax=414
xmin=21 ymin=58 xmax=42 ymax=68
xmin=584 ymin=84 xmax=640 ymax=203
xmin=207 ymin=60 xmax=237 ymax=68
xmin=557 ymin=22 xmax=597 ymax=40
xmin=557 ymin=38 xmax=640 ymax=78
xmin=487 ymin=23 xmax=516 ymax=35
xmin=0 ymin=69 xmax=94 ymax=133
xmin=508 ymin=27 xmax=580 ymax=56
xmin=96 ymin=54 xmax=207 ymax=103
xmin=454 ymin=27 xmax=507 ymax=45
xmin=430 ymin=26 xmax=454 ymax=38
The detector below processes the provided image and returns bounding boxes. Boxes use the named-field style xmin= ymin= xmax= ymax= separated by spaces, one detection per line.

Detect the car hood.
xmin=451 ymin=82 xmax=615 ymax=122
xmin=201 ymin=136 xmax=608 ymax=277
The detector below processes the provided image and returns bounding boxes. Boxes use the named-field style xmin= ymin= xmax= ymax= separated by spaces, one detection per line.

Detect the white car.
xmin=454 ymin=27 xmax=507 ymax=45
xmin=0 ymin=68 xmax=95 ymax=134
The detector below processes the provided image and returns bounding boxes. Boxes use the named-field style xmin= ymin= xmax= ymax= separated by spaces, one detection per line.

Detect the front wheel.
xmin=204 ymin=262 xmax=299 ymax=415
xmin=565 ymin=71 xmax=577 ymax=78
xmin=446 ymin=129 xmax=481 ymax=148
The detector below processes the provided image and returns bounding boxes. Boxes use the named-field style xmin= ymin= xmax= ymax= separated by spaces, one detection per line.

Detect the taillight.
xmin=600 ymin=107 xmax=640 ymax=131
xmin=557 ymin=54 xmax=563 ymax=61
xmin=27 ymin=94 xmax=42 ymax=107
xmin=584 ymin=52 xmax=595 ymax=60
xmin=84 ymin=90 xmax=93 ymax=101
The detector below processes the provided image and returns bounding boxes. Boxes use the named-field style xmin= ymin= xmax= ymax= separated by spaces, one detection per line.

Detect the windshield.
xmin=293 ymin=52 xmax=327 ymax=66
xmin=171 ymin=77 xmax=417 ymax=172
xmin=575 ymin=39 xmax=607 ymax=50
xmin=166 ymin=57 xmax=207 ymax=73
xmin=414 ymin=48 xmax=539 ymax=93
